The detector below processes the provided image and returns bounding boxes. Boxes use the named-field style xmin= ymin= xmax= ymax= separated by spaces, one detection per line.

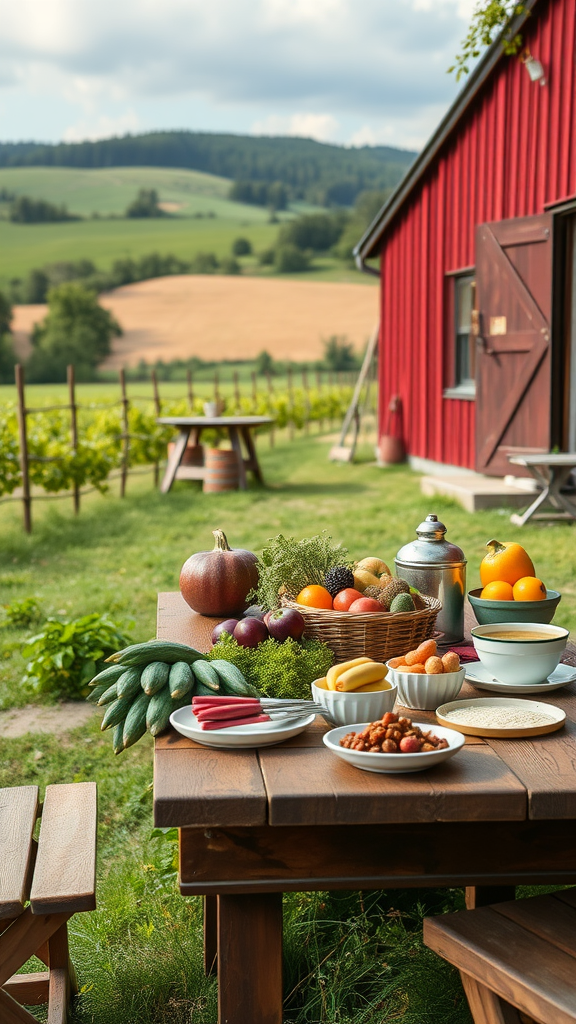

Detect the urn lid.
xmin=395 ymin=514 xmax=466 ymax=567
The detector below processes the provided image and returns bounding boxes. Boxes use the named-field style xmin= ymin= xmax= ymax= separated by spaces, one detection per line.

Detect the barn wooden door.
xmin=475 ymin=213 xmax=553 ymax=476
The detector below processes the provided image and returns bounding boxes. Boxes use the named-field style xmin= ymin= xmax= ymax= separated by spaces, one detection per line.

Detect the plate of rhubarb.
xmin=170 ymin=696 xmax=316 ymax=748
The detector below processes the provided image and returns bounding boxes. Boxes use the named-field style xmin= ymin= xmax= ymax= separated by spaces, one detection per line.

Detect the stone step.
xmin=420 ymin=474 xmax=534 ymax=513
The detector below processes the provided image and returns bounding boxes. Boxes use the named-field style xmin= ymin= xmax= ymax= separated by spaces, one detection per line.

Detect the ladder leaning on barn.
xmin=329 ymin=324 xmax=379 ymax=463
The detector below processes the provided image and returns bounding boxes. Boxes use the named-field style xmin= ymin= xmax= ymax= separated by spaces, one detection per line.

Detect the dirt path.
xmin=12 ymin=274 xmax=378 ymax=366
xmin=0 ymin=702 xmax=95 ymax=738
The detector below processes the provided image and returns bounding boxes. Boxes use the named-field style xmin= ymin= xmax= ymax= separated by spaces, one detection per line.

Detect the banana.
xmin=326 ymin=656 xmax=373 ymax=690
xmin=335 ymin=662 xmax=387 ymax=692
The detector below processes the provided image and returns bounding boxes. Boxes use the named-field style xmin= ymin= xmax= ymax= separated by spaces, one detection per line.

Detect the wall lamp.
xmin=521 ymin=49 xmax=546 ymax=86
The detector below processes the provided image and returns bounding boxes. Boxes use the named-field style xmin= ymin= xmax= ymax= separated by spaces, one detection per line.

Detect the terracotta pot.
xmin=379 ymin=435 xmax=406 ymax=465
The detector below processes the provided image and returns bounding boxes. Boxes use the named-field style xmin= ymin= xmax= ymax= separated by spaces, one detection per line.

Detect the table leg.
xmin=217 ymin=893 xmax=283 ymax=1024
xmin=204 ymin=895 xmax=218 ymax=977
xmin=160 ymin=428 xmax=191 ymax=494
xmin=228 ymin=427 xmax=247 ymax=490
xmin=465 ymin=886 xmax=516 ymax=910
xmin=241 ymin=427 xmax=264 ymax=484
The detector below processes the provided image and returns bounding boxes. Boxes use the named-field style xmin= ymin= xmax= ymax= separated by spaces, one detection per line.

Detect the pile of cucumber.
xmin=86 ymin=639 xmax=258 ymax=753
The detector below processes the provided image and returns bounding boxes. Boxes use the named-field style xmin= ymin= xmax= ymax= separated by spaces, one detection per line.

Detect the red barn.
xmin=354 ymin=0 xmax=576 ymax=478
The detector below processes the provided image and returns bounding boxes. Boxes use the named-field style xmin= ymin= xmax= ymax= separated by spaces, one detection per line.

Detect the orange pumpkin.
xmin=479 ymin=539 xmax=535 ymax=588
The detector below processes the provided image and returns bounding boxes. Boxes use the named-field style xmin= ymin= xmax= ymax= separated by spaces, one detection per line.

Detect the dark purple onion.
xmin=211 ymin=619 xmax=239 ymax=645
xmin=267 ymin=607 xmax=306 ymax=643
xmin=233 ymin=617 xmax=269 ymax=648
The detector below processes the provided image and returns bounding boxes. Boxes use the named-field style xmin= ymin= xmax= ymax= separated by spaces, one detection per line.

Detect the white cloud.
xmin=62 ymin=110 xmax=141 ymax=142
xmin=251 ymin=112 xmax=340 ymax=142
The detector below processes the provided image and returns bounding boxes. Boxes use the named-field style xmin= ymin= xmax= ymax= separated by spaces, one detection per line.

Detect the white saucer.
xmin=170 ymin=706 xmax=315 ymax=748
xmin=323 ymin=722 xmax=464 ymax=773
xmin=464 ymin=659 xmax=576 ymax=694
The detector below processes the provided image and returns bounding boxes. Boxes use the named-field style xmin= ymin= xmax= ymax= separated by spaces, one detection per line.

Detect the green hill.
xmin=0 ymin=131 xmax=415 ymax=206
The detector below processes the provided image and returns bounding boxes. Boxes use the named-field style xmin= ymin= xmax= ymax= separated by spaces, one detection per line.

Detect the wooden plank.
xmin=0 ymin=989 xmax=39 ymax=1024
xmin=423 ymin=906 xmax=576 ymax=1024
xmin=47 ymin=968 xmax=68 ymax=1024
xmin=156 ymin=592 xmax=221 ymax=653
xmin=0 ymin=909 xmax=70 ymax=987
xmin=0 ymin=787 xmax=39 ymax=919
xmin=465 ymin=887 xmax=516 ymax=910
xmin=459 ymin=974 xmax=523 ymax=1024
xmin=30 ymin=783 xmax=97 ymax=915
xmin=154 ymin=748 xmax=267 ymax=828
xmin=492 ymin=893 xmax=576 ymax=958
xmin=485 ymin=719 xmax=576 ymax=819
xmin=4 ymin=972 xmax=50 ymax=1005
xmin=218 ymin=893 xmax=282 ymax=1024
xmin=179 ymin=819 xmax=576 ymax=894
xmin=258 ymin=745 xmax=525 ymax=826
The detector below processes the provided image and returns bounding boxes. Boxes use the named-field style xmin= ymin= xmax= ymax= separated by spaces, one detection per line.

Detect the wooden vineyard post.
xmin=266 ymin=371 xmax=275 ymax=446
xmin=186 ymin=369 xmax=194 ymax=410
xmin=287 ymin=365 xmax=294 ymax=440
xmin=301 ymin=368 xmax=310 ymax=434
xmin=233 ymin=371 xmax=241 ymax=412
xmin=15 ymin=364 xmax=32 ymax=533
xmin=151 ymin=370 xmax=162 ymax=488
xmin=67 ymin=364 xmax=80 ymax=515
xmin=119 ymin=369 xmax=130 ymax=498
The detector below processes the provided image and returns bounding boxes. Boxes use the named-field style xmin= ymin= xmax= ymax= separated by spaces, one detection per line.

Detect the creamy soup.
xmin=482 ymin=629 xmax=558 ymax=641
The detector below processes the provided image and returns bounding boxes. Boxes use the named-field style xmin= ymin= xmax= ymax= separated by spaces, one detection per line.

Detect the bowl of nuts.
xmin=323 ymin=712 xmax=465 ymax=773
xmin=385 ymin=639 xmax=465 ymax=711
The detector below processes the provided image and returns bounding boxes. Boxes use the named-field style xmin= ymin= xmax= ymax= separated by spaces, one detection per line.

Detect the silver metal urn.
xmin=395 ymin=514 xmax=466 ymax=644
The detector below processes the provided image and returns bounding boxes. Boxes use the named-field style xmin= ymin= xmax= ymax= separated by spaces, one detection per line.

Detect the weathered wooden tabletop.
xmin=153 ymin=591 xmax=576 ymax=1024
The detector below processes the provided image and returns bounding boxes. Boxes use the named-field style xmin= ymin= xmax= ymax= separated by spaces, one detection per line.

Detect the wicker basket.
xmin=285 ymin=595 xmax=442 ymax=662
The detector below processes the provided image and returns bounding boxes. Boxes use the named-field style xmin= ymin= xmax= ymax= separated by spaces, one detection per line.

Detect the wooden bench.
xmin=424 ymin=888 xmax=576 ymax=1024
xmin=0 ymin=782 xmax=97 ymax=1024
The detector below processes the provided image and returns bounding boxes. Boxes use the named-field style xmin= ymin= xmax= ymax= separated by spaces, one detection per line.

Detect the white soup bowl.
xmin=471 ymin=622 xmax=569 ymax=685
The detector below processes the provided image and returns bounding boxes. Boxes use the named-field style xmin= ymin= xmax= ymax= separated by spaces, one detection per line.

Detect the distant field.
xmin=11 ymin=274 xmax=379 ymax=367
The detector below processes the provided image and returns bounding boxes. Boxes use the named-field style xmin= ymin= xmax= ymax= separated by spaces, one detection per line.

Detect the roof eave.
xmin=353 ymin=0 xmax=540 ymax=263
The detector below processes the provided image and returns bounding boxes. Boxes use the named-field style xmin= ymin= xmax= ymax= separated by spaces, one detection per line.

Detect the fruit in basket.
xmin=349 ymin=597 xmax=383 ymax=613
xmin=353 ymin=568 xmax=382 ymax=592
xmin=180 ymin=529 xmax=258 ymax=616
xmin=480 ymin=539 xmax=535 ymax=587
xmin=480 ymin=581 xmax=513 ymax=601
xmin=333 ymin=588 xmax=364 ymax=611
xmin=379 ymin=577 xmax=410 ymax=609
xmin=389 ymin=593 xmax=415 ymax=613
xmin=267 ymin=607 xmax=306 ymax=642
xmin=512 ymin=576 xmax=547 ymax=601
xmin=211 ymin=619 xmax=240 ymax=644
xmin=233 ymin=617 xmax=269 ymax=648
xmin=296 ymin=585 xmax=333 ymax=609
xmin=356 ymin=557 xmax=391 ymax=577
xmin=323 ymin=566 xmax=355 ymax=597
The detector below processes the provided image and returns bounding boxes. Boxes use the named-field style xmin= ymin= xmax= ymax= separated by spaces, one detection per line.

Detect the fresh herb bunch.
xmin=250 ymin=532 xmax=351 ymax=611
xmin=209 ymin=634 xmax=334 ymax=700
xmin=23 ymin=613 xmax=133 ymax=700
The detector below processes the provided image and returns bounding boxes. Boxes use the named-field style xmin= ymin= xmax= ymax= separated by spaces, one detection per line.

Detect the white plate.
xmin=322 ymin=722 xmax=465 ymax=774
xmin=170 ymin=706 xmax=316 ymax=748
xmin=465 ymin=659 xmax=576 ymax=694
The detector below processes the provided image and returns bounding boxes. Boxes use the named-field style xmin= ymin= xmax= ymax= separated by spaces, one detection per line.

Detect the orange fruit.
xmin=480 ymin=539 xmax=535 ymax=587
xmin=480 ymin=580 xmax=514 ymax=601
xmin=512 ymin=576 xmax=547 ymax=601
xmin=296 ymin=585 xmax=333 ymax=609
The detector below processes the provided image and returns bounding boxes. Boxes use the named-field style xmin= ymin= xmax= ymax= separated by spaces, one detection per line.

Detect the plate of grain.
xmin=436 ymin=697 xmax=566 ymax=737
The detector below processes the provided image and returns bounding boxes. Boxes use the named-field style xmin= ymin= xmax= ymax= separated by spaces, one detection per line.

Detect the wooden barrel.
xmin=203 ymin=448 xmax=239 ymax=493
xmin=167 ymin=442 xmax=204 ymax=467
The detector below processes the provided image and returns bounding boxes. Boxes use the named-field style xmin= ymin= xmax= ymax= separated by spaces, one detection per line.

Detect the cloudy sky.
xmin=0 ymin=0 xmax=476 ymax=152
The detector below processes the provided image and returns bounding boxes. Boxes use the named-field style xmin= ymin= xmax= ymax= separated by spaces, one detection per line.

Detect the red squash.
xmin=180 ymin=529 xmax=258 ymax=616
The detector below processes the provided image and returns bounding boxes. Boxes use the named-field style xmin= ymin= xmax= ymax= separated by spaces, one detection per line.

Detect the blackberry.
xmin=324 ymin=566 xmax=355 ymax=597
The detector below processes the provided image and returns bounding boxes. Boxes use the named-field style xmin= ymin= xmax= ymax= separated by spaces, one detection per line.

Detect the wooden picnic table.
xmin=157 ymin=416 xmax=274 ymax=494
xmin=154 ymin=593 xmax=576 ymax=1024
xmin=508 ymin=452 xmax=576 ymax=526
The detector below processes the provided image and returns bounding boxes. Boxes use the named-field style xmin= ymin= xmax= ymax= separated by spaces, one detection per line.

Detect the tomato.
xmin=333 ymin=588 xmax=364 ymax=611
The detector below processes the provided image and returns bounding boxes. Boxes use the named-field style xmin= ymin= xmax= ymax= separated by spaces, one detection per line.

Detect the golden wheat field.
xmin=12 ymin=274 xmax=379 ymax=366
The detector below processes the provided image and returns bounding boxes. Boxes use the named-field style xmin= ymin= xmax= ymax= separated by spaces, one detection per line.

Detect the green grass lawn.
xmin=1 ymin=435 xmax=572 ymax=1022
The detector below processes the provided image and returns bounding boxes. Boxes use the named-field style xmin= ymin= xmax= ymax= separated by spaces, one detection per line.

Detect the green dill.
xmin=249 ymin=532 xmax=351 ymax=611
xmin=208 ymin=634 xmax=334 ymax=700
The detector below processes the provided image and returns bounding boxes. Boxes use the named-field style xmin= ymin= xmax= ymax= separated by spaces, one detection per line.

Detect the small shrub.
xmin=258 ymin=247 xmax=275 ymax=266
xmin=275 ymin=244 xmax=310 ymax=273
xmin=232 ymin=237 xmax=252 ymax=256
xmin=23 ymin=613 xmax=132 ymax=699
xmin=220 ymin=257 xmax=241 ymax=275
xmin=1 ymin=597 xmax=43 ymax=629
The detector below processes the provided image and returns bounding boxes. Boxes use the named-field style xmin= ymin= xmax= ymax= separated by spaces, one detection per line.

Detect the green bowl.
xmin=468 ymin=588 xmax=561 ymax=625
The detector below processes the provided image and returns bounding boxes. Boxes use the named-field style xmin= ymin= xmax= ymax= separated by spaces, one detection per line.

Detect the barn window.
xmin=444 ymin=271 xmax=476 ymax=399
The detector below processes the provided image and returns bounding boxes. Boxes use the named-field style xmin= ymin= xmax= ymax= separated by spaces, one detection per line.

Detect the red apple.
xmin=348 ymin=597 xmax=383 ymax=613
xmin=333 ymin=588 xmax=364 ymax=611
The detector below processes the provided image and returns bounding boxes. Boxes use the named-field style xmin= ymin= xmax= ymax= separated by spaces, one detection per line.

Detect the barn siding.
xmin=379 ymin=0 xmax=576 ymax=469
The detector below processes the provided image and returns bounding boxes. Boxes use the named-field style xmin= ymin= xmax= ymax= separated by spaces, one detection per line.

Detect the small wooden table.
xmin=157 ymin=416 xmax=274 ymax=494
xmin=154 ymin=593 xmax=576 ymax=1024
xmin=508 ymin=453 xmax=576 ymax=526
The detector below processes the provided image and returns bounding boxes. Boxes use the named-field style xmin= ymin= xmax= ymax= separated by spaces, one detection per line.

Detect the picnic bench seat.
xmin=424 ymin=888 xmax=576 ymax=1024
xmin=0 ymin=782 xmax=97 ymax=1024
